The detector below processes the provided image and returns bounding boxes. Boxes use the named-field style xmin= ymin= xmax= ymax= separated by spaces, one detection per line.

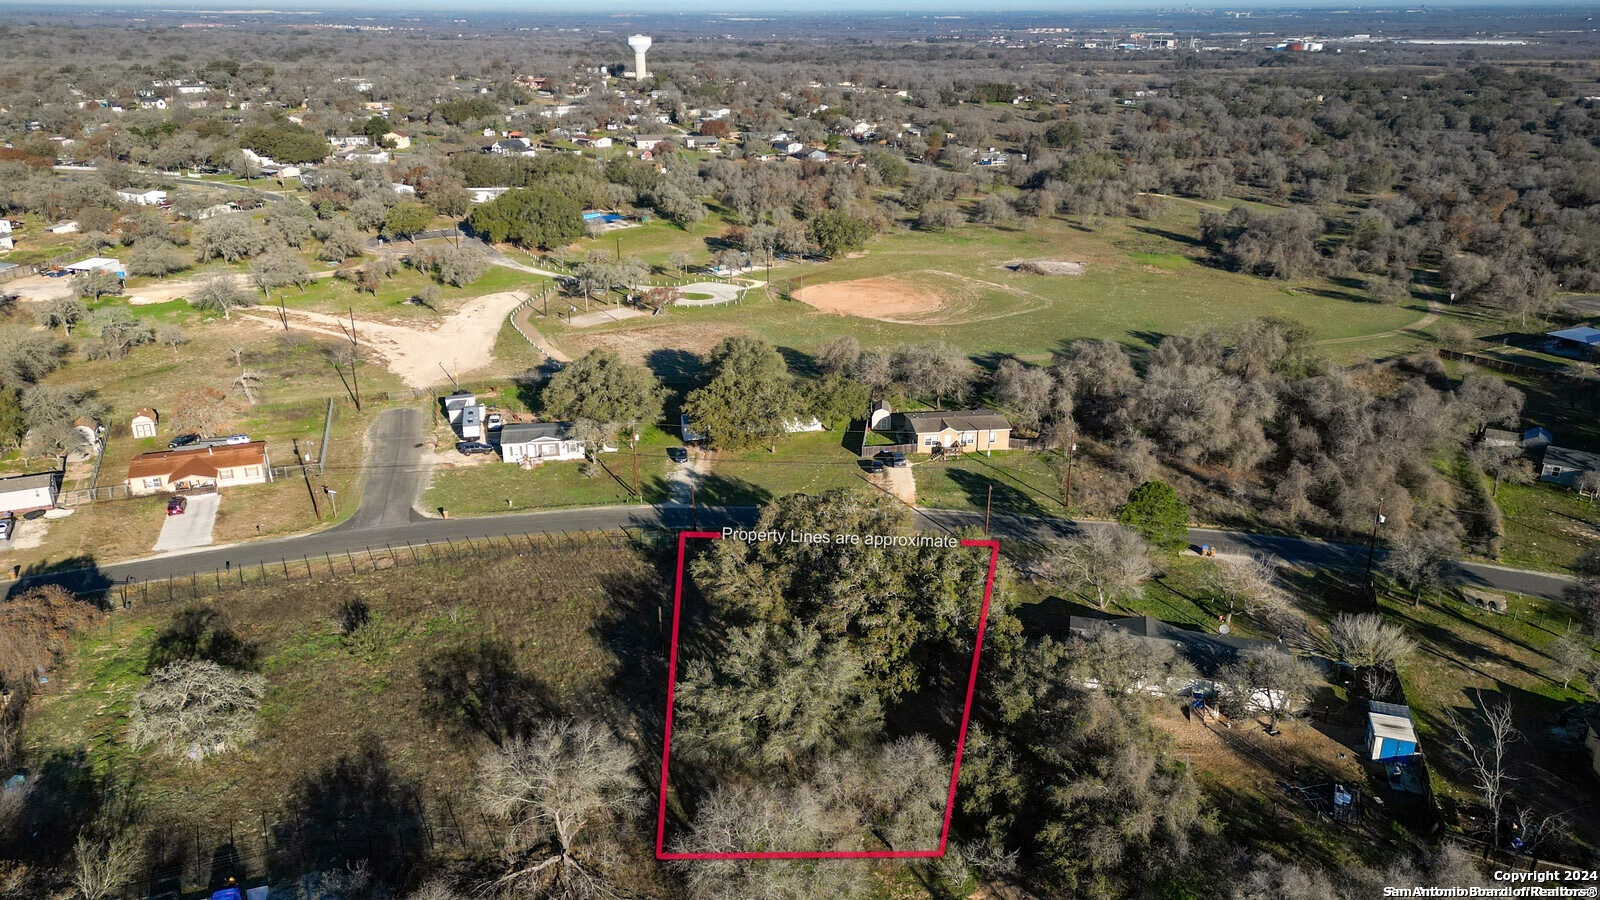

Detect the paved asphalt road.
xmin=1 ymin=497 xmax=1577 ymax=602
xmin=341 ymin=407 xmax=428 ymax=529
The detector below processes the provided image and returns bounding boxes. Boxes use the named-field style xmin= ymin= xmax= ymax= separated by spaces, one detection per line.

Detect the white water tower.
xmin=627 ymin=34 xmax=652 ymax=81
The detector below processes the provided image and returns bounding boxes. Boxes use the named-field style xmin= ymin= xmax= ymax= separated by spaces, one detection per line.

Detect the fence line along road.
xmin=1 ymin=503 xmax=1577 ymax=604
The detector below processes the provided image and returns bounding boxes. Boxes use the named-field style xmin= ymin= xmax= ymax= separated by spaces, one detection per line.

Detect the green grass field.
xmin=1493 ymin=480 xmax=1600 ymax=573
xmin=544 ymin=206 xmax=1424 ymax=365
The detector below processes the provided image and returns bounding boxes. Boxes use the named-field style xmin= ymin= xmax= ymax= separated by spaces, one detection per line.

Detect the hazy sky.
xmin=0 ymin=0 xmax=1581 ymax=11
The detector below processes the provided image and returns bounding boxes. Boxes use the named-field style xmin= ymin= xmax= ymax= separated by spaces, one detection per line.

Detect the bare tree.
xmin=129 ymin=659 xmax=266 ymax=761
xmin=891 ymin=341 xmax=975 ymax=409
xmin=1327 ymin=613 xmax=1416 ymax=671
xmin=189 ymin=274 xmax=254 ymax=320
xmin=1383 ymin=528 xmax=1458 ymax=605
xmin=675 ymin=781 xmax=872 ymax=899
xmin=1069 ymin=623 xmax=1196 ymax=702
xmin=1049 ymin=525 xmax=1153 ymax=611
xmin=168 ymin=387 xmax=234 ymax=438
xmin=1208 ymin=554 xmax=1288 ymax=619
xmin=1509 ymin=806 xmax=1569 ymax=869
xmin=34 ymin=296 xmax=85 ymax=336
xmin=251 ymin=248 xmax=312 ymax=303
xmin=70 ymin=828 xmax=143 ymax=900
xmin=815 ymin=335 xmax=862 ymax=376
xmin=1446 ymin=692 xmax=1519 ymax=852
xmin=1469 ymin=443 xmax=1532 ymax=497
xmin=476 ymin=717 xmax=640 ymax=896
xmin=1545 ymin=628 xmax=1595 ymax=691
xmin=1577 ymin=470 xmax=1600 ymax=503
xmin=1218 ymin=648 xmax=1314 ymax=730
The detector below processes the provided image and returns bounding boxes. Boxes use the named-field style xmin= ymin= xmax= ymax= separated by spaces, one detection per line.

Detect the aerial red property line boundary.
xmin=654 ymin=530 xmax=1002 ymax=861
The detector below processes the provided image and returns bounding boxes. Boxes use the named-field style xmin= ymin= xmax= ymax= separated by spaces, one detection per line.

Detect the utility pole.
xmin=984 ymin=485 xmax=992 ymax=535
xmin=1063 ymin=439 xmax=1078 ymax=511
xmin=346 ymin=307 xmax=362 ymax=411
xmin=632 ymin=440 xmax=640 ymax=499
xmin=1365 ymin=496 xmax=1386 ymax=588
xmin=689 ymin=480 xmax=697 ymax=528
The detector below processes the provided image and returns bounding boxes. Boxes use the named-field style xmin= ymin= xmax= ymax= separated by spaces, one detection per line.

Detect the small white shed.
xmin=131 ymin=408 xmax=158 ymax=439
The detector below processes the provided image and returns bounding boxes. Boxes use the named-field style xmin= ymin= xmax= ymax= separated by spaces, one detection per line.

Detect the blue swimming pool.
xmin=582 ymin=212 xmax=625 ymax=223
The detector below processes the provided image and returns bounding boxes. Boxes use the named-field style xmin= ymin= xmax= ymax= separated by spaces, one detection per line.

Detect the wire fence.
xmin=78 ymin=527 xmax=668 ymax=611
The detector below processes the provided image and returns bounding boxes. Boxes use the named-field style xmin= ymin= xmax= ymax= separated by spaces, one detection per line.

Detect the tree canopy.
xmin=465 ymin=187 xmax=583 ymax=250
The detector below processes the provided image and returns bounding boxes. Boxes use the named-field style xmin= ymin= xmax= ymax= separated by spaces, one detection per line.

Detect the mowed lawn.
xmin=544 ymin=205 xmax=1424 ymax=363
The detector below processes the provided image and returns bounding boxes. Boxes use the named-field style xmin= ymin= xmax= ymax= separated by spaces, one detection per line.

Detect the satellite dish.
xmin=1218 ymin=624 xmax=1231 ymax=635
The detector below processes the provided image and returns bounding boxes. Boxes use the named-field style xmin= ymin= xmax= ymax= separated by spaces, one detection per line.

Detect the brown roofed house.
xmin=887 ymin=409 xmax=1012 ymax=454
xmin=126 ymin=441 xmax=271 ymax=496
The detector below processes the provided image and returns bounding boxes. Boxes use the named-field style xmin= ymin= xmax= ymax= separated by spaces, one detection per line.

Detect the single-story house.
xmin=1546 ymin=326 xmax=1600 ymax=354
xmin=1522 ymin=426 xmax=1554 ymax=452
xmin=130 ymin=408 xmax=158 ymax=438
xmin=0 ymin=471 xmax=60 ymax=513
xmin=125 ymin=441 xmax=271 ymax=496
xmin=685 ymin=135 xmax=721 ymax=151
xmin=633 ymin=135 xmax=670 ymax=151
xmin=0 ymin=218 xmax=13 ymax=252
xmin=886 ymin=409 xmax=1012 ymax=454
xmin=383 ymin=132 xmax=411 ymax=149
xmin=785 ymin=417 xmax=825 ymax=433
xmin=343 ymin=151 xmax=390 ymax=165
xmin=1365 ymin=701 xmax=1419 ymax=762
xmin=63 ymin=257 xmax=124 ymax=276
xmin=1068 ymin=614 xmax=1285 ymax=677
xmin=805 ymin=149 xmax=829 ymax=163
xmin=115 ymin=189 xmax=168 ymax=206
xmin=1540 ymin=446 xmax=1600 ymax=487
xmin=468 ymin=187 xmax=512 ymax=204
xmin=574 ymin=135 xmax=614 ymax=149
xmin=773 ymin=140 xmax=804 ymax=155
xmin=46 ymin=221 xmax=79 ymax=235
xmin=489 ymin=137 xmax=536 ymax=157
xmin=499 ymin=422 xmax=586 ymax=463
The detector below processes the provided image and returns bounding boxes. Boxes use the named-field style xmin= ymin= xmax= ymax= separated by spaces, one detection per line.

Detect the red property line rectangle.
xmin=655 ymin=531 xmax=1001 ymax=861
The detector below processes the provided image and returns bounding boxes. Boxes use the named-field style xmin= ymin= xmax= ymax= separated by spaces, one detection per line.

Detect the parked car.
xmin=456 ymin=441 xmax=495 ymax=455
xmin=44 ymin=268 xmax=69 ymax=278
xmin=220 ymin=433 xmax=250 ymax=445
xmin=485 ymin=413 xmax=505 ymax=431
xmin=0 ymin=515 xmax=14 ymax=540
xmin=168 ymin=433 xmax=200 ymax=449
xmin=858 ymin=458 xmax=885 ymax=473
xmin=167 ymin=496 xmax=187 ymax=516
xmin=875 ymin=451 xmax=909 ymax=468
xmin=667 ymin=446 xmax=689 ymax=463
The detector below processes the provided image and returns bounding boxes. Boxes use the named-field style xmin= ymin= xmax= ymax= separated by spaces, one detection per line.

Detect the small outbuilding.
xmin=0 ymin=471 xmax=60 ymax=513
xmin=1546 ymin=326 xmax=1600 ymax=354
xmin=1365 ymin=701 xmax=1419 ymax=762
xmin=131 ymin=408 xmax=158 ymax=439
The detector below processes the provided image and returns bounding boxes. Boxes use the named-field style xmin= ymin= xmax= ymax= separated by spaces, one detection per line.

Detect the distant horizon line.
xmin=1 ymin=0 xmax=1595 ymax=13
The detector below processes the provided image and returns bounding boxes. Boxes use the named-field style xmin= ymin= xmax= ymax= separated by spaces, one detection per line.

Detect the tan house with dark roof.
xmin=888 ymin=409 xmax=1013 ymax=454
xmin=125 ymin=442 xmax=271 ymax=496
